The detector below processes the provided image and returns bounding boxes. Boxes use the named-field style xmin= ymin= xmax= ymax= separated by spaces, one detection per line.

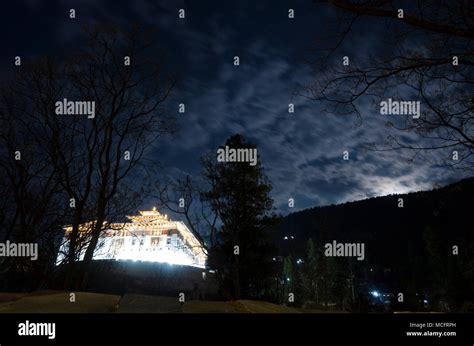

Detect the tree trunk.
xmin=79 ymin=213 xmax=105 ymax=290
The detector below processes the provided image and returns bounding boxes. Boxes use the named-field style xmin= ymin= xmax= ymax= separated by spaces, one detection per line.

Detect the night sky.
xmin=1 ymin=0 xmax=469 ymax=214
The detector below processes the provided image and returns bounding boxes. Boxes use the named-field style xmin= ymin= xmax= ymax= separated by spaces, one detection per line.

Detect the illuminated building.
xmin=57 ymin=208 xmax=207 ymax=268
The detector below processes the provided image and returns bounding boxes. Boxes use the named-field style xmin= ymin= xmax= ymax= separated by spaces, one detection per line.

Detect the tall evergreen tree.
xmin=327 ymin=257 xmax=349 ymax=310
xmin=282 ymin=255 xmax=295 ymax=304
xmin=301 ymin=238 xmax=318 ymax=304
xmin=203 ymin=134 xmax=276 ymax=299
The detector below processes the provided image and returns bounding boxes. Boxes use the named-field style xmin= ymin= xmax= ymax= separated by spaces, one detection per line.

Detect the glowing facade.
xmin=57 ymin=208 xmax=207 ymax=268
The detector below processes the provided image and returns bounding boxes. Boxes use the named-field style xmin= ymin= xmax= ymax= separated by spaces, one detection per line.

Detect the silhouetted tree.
xmin=282 ymin=255 xmax=295 ymax=304
xmin=327 ymin=257 xmax=350 ymax=310
xmin=307 ymin=0 xmax=473 ymax=171
xmin=203 ymin=134 xmax=276 ymax=299
xmin=70 ymin=25 xmax=176 ymax=289
xmin=300 ymin=238 xmax=318 ymax=305
xmin=0 ymin=24 xmax=176 ymax=290
xmin=155 ymin=174 xmax=215 ymax=256
xmin=423 ymin=224 xmax=466 ymax=311
xmin=0 ymin=70 xmax=67 ymax=290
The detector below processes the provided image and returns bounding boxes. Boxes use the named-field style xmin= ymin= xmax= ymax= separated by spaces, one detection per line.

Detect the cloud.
xmin=154 ymin=16 xmax=471 ymax=213
xmin=24 ymin=0 xmax=469 ymax=214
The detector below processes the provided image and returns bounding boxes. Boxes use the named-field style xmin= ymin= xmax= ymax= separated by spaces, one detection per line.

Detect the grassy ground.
xmin=0 ymin=291 xmax=307 ymax=313
xmin=0 ymin=291 xmax=121 ymax=313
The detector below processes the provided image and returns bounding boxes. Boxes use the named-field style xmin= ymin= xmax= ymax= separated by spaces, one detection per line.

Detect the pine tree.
xmin=283 ymin=255 xmax=294 ymax=304
xmin=327 ymin=257 xmax=349 ymax=310
xmin=203 ymin=134 xmax=276 ymax=299
xmin=301 ymin=238 xmax=318 ymax=305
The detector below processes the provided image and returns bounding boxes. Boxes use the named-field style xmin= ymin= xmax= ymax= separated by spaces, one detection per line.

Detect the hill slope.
xmin=274 ymin=177 xmax=474 ymax=300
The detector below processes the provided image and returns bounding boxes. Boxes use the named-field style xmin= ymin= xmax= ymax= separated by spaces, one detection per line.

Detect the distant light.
xmin=290 ymin=236 xmax=294 ymax=239
xmin=423 ymin=299 xmax=428 ymax=304
xmin=287 ymin=277 xmax=291 ymax=282
xmin=284 ymin=236 xmax=288 ymax=240
xmin=296 ymin=259 xmax=303 ymax=264
xmin=370 ymin=290 xmax=380 ymax=298
xmin=272 ymin=257 xmax=276 ymax=261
